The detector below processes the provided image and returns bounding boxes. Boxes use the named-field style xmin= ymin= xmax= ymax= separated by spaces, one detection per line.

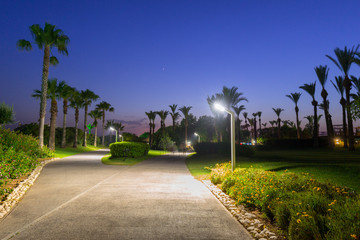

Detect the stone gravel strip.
xmin=0 ymin=158 xmax=59 ymax=219
xmin=202 ymin=180 xmax=279 ymax=240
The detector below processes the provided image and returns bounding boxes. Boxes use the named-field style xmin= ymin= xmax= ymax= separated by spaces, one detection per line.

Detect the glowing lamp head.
xmin=214 ymin=103 xmax=226 ymax=112
xmin=194 ymin=133 xmax=198 ymax=136
xmin=110 ymin=127 xmax=115 ymax=131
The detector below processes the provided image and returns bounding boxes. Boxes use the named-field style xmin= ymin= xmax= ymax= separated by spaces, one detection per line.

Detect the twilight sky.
xmin=1 ymin=0 xmax=360 ymax=135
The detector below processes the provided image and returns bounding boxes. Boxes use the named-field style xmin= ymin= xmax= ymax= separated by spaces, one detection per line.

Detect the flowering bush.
xmin=211 ymin=163 xmax=360 ymax=240
xmin=0 ymin=127 xmax=53 ymax=200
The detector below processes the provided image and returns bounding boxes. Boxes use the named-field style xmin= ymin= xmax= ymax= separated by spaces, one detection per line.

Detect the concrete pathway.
xmin=0 ymin=151 xmax=252 ymax=240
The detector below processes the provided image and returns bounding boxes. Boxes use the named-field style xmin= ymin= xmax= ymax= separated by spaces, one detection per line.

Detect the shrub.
xmin=0 ymin=102 xmax=15 ymax=125
xmin=109 ymin=141 xmax=149 ymax=158
xmin=258 ymin=137 xmax=329 ymax=150
xmin=0 ymin=127 xmax=53 ymax=200
xmin=210 ymin=163 xmax=360 ymax=239
xmin=193 ymin=142 xmax=255 ymax=157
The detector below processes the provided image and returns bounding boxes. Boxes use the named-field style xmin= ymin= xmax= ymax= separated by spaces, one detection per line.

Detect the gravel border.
xmin=202 ymin=180 xmax=280 ymax=240
xmin=0 ymin=158 xmax=58 ymax=219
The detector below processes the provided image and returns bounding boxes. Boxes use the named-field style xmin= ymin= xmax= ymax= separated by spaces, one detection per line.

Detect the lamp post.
xmin=110 ymin=127 xmax=118 ymax=142
xmin=194 ymin=132 xmax=200 ymax=143
xmin=119 ymin=134 xmax=123 ymax=142
xmin=214 ymin=103 xmax=236 ymax=171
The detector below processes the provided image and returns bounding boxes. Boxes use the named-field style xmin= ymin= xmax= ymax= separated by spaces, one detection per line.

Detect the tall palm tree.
xmin=350 ymin=76 xmax=360 ymax=101
xmin=286 ymin=92 xmax=302 ymax=139
xmin=105 ymin=120 xmax=116 ymax=143
xmin=232 ymin=105 xmax=245 ymax=142
xmin=17 ymin=23 xmax=69 ymax=148
xmin=179 ymin=106 xmax=192 ymax=146
xmin=221 ymin=86 xmax=248 ymax=109
xmin=96 ymin=101 xmax=114 ymax=146
xmin=89 ymin=109 xmax=102 ymax=147
xmin=326 ymin=46 xmax=360 ymax=151
xmin=300 ymin=82 xmax=319 ymax=147
xmin=69 ymin=90 xmax=82 ymax=148
xmin=272 ymin=108 xmax=284 ymax=139
xmin=58 ymin=83 xmax=75 ymax=148
xmin=243 ymin=112 xmax=249 ymax=131
xmin=169 ymin=104 xmax=180 ymax=132
xmin=157 ymin=110 xmax=169 ymax=136
xmin=315 ymin=65 xmax=334 ymax=148
xmin=252 ymin=113 xmax=258 ymax=144
xmin=80 ymin=89 xmax=99 ymax=147
xmin=32 ymin=78 xmax=63 ymax=150
xmin=112 ymin=122 xmax=125 ymax=141
xmin=257 ymin=112 xmax=262 ymax=134
xmin=145 ymin=111 xmax=156 ymax=147
xmin=331 ymin=76 xmax=347 ymax=148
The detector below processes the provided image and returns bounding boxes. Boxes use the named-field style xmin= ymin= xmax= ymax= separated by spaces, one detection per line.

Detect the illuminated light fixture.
xmin=109 ymin=127 xmax=118 ymax=142
xmin=213 ymin=103 xmax=236 ymax=171
xmin=194 ymin=132 xmax=200 ymax=143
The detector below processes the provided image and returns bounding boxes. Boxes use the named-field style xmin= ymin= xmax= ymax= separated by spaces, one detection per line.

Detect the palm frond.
xmin=16 ymin=39 xmax=32 ymax=51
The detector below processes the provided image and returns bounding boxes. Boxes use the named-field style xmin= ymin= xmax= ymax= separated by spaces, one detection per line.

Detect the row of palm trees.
xmin=145 ymin=105 xmax=192 ymax=147
xmin=32 ymin=79 xmax=115 ymax=150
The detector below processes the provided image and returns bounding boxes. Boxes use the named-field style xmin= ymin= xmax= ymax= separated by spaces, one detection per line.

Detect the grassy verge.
xmin=101 ymin=150 xmax=168 ymax=166
xmin=186 ymin=147 xmax=360 ymax=192
xmin=54 ymin=145 xmax=106 ymax=158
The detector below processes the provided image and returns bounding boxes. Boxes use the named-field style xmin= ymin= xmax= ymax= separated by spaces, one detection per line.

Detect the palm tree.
xmin=257 ymin=112 xmax=262 ymax=134
xmin=221 ymin=86 xmax=248 ymax=109
xmin=156 ymin=110 xmax=169 ymax=136
xmin=80 ymin=89 xmax=99 ymax=147
xmin=331 ymin=76 xmax=347 ymax=148
xmin=300 ymin=82 xmax=319 ymax=147
xmin=179 ymin=106 xmax=192 ymax=146
xmin=286 ymin=92 xmax=302 ymax=139
xmin=169 ymin=104 xmax=180 ymax=132
xmin=242 ymin=112 xmax=249 ymax=131
xmin=315 ymin=65 xmax=334 ymax=148
xmin=145 ymin=111 xmax=156 ymax=147
xmin=232 ymin=105 xmax=245 ymax=142
xmin=252 ymin=113 xmax=258 ymax=144
xmin=272 ymin=108 xmax=284 ymax=139
xmin=96 ymin=101 xmax=114 ymax=146
xmin=113 ymin=122 xmax=125 ymax=138
xmin=58 ymin=83 xmax=75 ymax=148
xmin=326 ymin=46 xmax=360 ymax=151
xmin=32 ymin=78 xmax=62 ymax=150
xmin=69 ymin=90 xmax=82 ymax=148
xmin=17 ymin=23 xmax=69 ymax=148
xmin=350 ymin=76 xmax=360 ymax=101
xmin=105 ymin=120 xmax=116 ymax=143
xmin=89 ymin=109 xmax=102 ymax=147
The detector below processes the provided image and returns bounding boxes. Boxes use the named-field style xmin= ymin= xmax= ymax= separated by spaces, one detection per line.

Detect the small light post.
xmin=119 ymin=134 xmax=123 ymax=142
xmin=214 ymin=103 xmax=236 ymax=171
xmin=110 ymin=127 xmax=118 ymax=142
xmin=194 ymin=132 xmax=200 ymax=143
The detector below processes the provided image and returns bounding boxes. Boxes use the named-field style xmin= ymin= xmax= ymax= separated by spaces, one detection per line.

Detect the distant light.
xmin=110 ymin=127 xmax=115 ymax=131
xmin=187 ymin=141 xmax=191 ymax=146
xmin=194 ymin=133 xmax=198 ymax=136
xmin=214 ymin=103 xmax=226 ymax=112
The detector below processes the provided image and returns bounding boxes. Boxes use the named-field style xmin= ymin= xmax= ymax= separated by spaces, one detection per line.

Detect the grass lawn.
xmin=186 ymin=147 xmax=360 ymax=192
xmin=101 ymin=150 xmax=168 ymax=166
xmin=54 ymin=145 xmax=106 ymax=158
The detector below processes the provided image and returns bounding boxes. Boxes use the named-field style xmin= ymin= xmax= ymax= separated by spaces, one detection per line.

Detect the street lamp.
xmin=194 ymin=132 xmax=200 ymax=143
xmin=110 ymin=127 xmax=118 ymax=142
xmin=214 ymin=103 xmax=236 ymax=171
xmin=119 ymin=134 xmax=123 ymax=142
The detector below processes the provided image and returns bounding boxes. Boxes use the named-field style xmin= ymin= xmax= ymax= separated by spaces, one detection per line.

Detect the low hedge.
xmin=109 ymin=141 xmax=149 ymax=158
xmin=258 ymin=137 xmax=329 ymax=150
xmin=193 ymin=142 xmax=255 ymax=157
xmin=210 ymin=163 xmax=360 ymax=240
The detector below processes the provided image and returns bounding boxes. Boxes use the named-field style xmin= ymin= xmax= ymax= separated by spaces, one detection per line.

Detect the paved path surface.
xmin=0 ymin=150 xmax=252 ymax=240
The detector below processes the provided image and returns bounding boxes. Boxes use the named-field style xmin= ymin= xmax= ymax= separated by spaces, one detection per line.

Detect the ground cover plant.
xmin=102 ymin=149 xmax=168 ymax=166
xmin=0 ymin=127 xmax=53 ymax=201
xmin=210 ymin=162 xmax=360 ymax=239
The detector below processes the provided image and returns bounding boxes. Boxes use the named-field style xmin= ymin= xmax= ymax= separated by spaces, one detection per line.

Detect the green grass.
xmin=101 ymin=150 xmax=168 ymax=166
xmin=186 ymin=147 xmax=360 ymax=192
xmin=54 ymin=145 xmax=106 ymax=158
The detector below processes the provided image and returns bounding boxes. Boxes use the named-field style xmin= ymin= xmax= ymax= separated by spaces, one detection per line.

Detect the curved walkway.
xmin=0 ymin=151 xmax=252 ymax=240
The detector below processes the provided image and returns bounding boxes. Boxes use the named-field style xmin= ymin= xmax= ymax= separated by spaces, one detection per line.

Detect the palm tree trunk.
xmin=172 ymin=119 xmax=175 ymax=132
xmin=277 ymin=119 xmax=281 ymax=139
xmin=73 ymin=108 xmax=79 ymax=148
xmin=184 ymin=120 xmax=188 ymax=145
xmin=102 ymin=112 xmax=105 ymax=145
xmin=313 ymin=102 xmax=319 ymax=147
xmin=253 ymin=118 xmax=257 ymax=145
xmin=149 ymin=123 xmax=152 ymax=147
xmin=39 ymin=45 xmax=50 ymax=148
xmin=295 ymin=107 xmax=300 ymax=139
xmin=49 ymin=99 xmax=57 ymax=150
xmin=61 ymin=99 xmax=68 ymax=148
xmin=259 ymin=118 xmax=262 ymax=136
xmin=344 ymin=76 xmax=355 ymax=151
xmin=341 ymin=100 xmax=348 ymax=148
xmin=94 ymin=126 xmax=97 ymax=147
xmin=83 ymin=105 xmax=88 ymax=147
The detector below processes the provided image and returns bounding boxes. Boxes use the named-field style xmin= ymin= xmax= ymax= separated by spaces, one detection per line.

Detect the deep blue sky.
xmin=1 ymin=0 xmax=360 ymax=135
